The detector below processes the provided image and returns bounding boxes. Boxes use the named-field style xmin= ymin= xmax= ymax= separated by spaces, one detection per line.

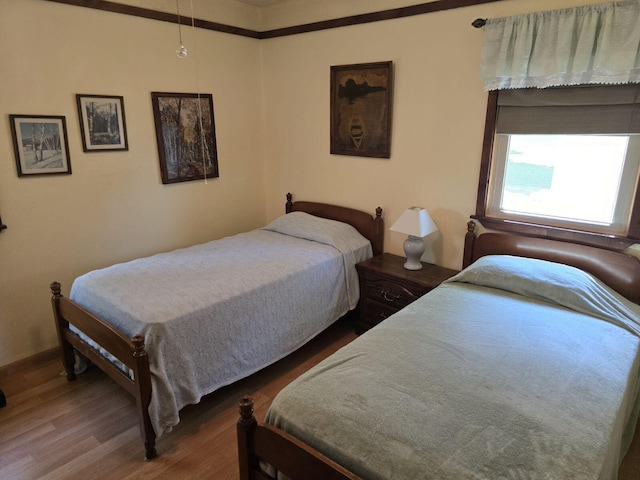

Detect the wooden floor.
xmin=1 ymin=315 xmax=639 ymax=479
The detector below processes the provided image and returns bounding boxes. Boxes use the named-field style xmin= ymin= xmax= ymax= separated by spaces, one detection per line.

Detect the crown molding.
xmin=43 ymin=0 xmax=500 ymax=39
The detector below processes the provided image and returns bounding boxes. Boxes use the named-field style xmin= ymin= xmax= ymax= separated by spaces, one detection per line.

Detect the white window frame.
xmin=487 ymin=134 xmax=640 ymax=236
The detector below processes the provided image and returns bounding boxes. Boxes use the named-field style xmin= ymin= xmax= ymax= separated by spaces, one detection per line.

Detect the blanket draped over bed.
xmin=265 ymin=255 xmax=640 ymax=480
xmin=69 ymin=212 xmax=372 ymax=437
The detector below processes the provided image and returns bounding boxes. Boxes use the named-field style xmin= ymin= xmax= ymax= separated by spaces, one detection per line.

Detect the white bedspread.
xmin=70 ymin=212 xmax=372 ymax=437
xmin=266 ymin=255 xmax=640 ymax=480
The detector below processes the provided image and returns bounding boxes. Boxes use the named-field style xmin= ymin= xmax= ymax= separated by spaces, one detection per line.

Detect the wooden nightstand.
xmin=355 ymin=253 xmax=459 ymax=334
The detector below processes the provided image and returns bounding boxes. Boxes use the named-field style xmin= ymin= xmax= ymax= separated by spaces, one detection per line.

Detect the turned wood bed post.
xmin=237 ymin=395 xmax=259 ymax=480
xmin=286 ymin=192 xmax=294 ymax=213
xmin=462 ymin=220 xmax=477 ymax=269
xmin=50 ymin=281 xmax=76 ymax=382
xmin=132 ymin=335 xmax=156 ymax=460
xmin=372 ymin=206 xmax=384 ymax=256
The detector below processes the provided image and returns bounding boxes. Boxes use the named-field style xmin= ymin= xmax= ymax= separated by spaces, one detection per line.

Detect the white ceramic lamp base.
xmin=402 ymin=235 xmax=424 ymax=270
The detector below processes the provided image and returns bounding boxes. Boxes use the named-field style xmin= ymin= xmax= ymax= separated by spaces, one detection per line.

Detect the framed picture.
xmin=9 ymin=115 xmax=72 ymax=177
xmin=330 ymin=61 xmax=393 ymax=158
xmin=76 ymin=94 xmax=128 ymax=152
xmin=151 ymin=92 xmax=219 ymax=184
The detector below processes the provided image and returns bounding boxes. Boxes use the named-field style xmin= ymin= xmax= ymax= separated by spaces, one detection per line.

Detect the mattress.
xmin=265 ymin=255 xmax=640 ymax=480
xmin=69 ymin=212 xmax=373 ymax=436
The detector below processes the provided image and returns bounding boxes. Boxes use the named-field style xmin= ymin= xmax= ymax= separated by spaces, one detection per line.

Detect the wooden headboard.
xmin=463 ymin=220 xmax=640 ymax=304
xmin=285 ymin=193 xmax=384 ymax=256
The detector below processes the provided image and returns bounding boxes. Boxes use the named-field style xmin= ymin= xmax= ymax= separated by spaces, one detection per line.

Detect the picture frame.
xmin=9 ymin=115 xmax=72 ymax=177
xmin=330 ymin=61 xmax=393 ymax=158
xmin=76 ymin=94 xmax=128 ymax=152
xmin=151 ymin=92 xmax=219 ymax=184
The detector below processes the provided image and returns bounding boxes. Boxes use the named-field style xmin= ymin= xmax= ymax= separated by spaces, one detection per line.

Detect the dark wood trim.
xmin=260 ymin=0 xmax=500 ymax=38
xmin=475 ymin=90 xmax=498 ymax=217
xmin=628 ymin=179 xmax=640 ymax=239
xmin=43 ymin=0 xmax=261 ymax=38
xmin=42 ymin=0 xmax=501 ymax=39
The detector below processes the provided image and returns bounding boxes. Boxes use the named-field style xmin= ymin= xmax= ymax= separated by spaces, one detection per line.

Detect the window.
xmin=476 ymin=85 xmax=640 ymax=249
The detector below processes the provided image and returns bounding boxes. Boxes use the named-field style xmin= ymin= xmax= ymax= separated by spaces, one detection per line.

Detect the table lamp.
xmin=390 ymin=207 xmax=439 ymax=270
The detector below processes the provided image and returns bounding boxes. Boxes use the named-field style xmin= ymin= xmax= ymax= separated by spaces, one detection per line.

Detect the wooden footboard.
xmin=237 ymin=396 xmax=362 ymax=480
xmin=50 ymin=282 xmax=156 ymax=460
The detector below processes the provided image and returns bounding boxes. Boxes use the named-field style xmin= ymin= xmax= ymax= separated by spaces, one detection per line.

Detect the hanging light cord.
xmin=189 ymin=0 xmax=208 ymax=184
xmin=176 ymin=0 xmax=186 ymax=57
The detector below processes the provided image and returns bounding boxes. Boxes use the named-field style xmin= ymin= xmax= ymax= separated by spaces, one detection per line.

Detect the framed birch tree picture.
xmin=9 ymin=114 xmax=72 ymax=176
xmin=151 ymin=92 xmax=219 ymax=184
xmin=76 ymin=94 xmax=128 ymax=152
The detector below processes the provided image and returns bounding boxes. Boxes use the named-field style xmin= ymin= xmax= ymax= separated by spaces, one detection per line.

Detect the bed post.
xmin=50 ymin=282 xmax=76 ymax=382
xmin=237 ymin=395 xmax=259 ymax=480
xmin=372 ymin=207 xmax=384 ymax=256
xmin=286 ymin=193 xmax=293 ymax=213
xmin=132 ymin=335 xmax=156 ymax=460
xmin=463 ymin=220 xmax=477 ymax=269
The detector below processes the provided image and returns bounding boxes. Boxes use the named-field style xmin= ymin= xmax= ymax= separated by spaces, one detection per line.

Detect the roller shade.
xmin=496 ymin=85 xmax=640 ymax=134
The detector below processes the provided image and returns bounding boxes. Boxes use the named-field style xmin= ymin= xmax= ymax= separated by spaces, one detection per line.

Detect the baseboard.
xmin=0 ymin=348 xmax=59 ymax=379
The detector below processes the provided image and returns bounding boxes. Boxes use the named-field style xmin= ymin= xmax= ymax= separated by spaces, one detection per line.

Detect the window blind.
xmin=496 ymin=85 xmax=640 ymax=134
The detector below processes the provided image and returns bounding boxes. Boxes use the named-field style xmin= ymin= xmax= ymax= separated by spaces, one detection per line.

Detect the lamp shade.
xmin=390 ymin=207 xmax=438 ymax=238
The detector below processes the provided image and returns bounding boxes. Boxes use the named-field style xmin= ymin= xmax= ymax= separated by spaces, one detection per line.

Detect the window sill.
xmin=471 ymin=215 xmax=636 ymax=251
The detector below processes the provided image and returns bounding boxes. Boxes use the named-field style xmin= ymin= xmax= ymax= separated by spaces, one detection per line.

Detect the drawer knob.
xmin=381 ymin=289 xmax=400 ymax=302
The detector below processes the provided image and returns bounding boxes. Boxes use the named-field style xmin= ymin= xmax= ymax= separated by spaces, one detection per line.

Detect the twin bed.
xmin=50 ymin=194 xmax=384 ymax=459
xmin=237 ymin=221 xmax=640 ymax=480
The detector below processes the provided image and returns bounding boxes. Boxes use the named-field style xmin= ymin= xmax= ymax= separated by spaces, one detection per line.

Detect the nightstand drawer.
xmin=365 ymin=279 xmax=420 ymax=309
xmin=363 ymin=300 xmax=402 ymax=328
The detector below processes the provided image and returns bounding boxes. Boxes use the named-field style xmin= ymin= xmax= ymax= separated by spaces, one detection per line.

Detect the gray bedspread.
xmin=265 ymin=255 xmax=640 ymax=480
xmin=69 ymin=212 xmax=372 ymax=437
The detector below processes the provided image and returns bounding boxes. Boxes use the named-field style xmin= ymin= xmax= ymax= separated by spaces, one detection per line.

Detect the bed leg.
xmin=144 ymin=443 xmax=157 ymax=461
xmin=132 ymin=334 xmax=156 ymax=460
xmin=238 ymin=395 xmax=258 ymax=480
xmin=50 ymin=282 xmax=76 ymax=382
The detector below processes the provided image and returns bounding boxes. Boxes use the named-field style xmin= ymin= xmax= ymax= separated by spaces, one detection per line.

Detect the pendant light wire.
xmin=176 ymin=0 xmax=187 ymax=57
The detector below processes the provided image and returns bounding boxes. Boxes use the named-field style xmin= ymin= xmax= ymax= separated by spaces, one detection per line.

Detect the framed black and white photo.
xmin=9 ymin=115 xmax=72 ymax=177
xmin=76 ymin=94 xmax=128 ymax=152
xmin=151 ymin=92 xmax=219 ymax=184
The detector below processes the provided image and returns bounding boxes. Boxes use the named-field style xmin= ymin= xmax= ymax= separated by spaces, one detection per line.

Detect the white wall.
xmin=0 ymin=0 xmax=265 ymax=366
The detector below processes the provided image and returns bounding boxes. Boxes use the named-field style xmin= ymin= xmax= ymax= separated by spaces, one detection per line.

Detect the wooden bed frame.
xmin=50 ymin=193 xmax=383 ymax=460
xmin=236 ymin=219 xmax=640 ymax=480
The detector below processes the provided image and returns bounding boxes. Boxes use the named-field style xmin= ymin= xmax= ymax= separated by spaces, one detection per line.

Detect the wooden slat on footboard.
xmin=50 ymin=282 xmax=156 ymax=460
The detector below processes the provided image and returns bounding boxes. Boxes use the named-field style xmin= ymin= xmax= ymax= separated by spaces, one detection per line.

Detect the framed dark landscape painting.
xmin=10 ymin=115 xmax=72 ymax=177
xmin=151 ymin=92 xmax=219 ymax=184
xmin=330 ymin=61 xmax=393 ymax=158
xmin=76 ymin=94 xmax=128 ymax=152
